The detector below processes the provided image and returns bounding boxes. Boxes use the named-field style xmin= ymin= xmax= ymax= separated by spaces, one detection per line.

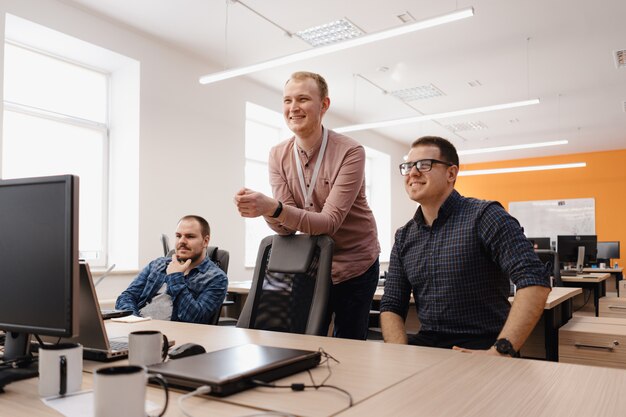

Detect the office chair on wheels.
xmin=237 ymin=234 xmax=334 ymax=336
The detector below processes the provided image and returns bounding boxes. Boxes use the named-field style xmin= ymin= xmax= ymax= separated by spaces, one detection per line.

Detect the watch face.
xmin=495 ymin=338 xmax=515 ymax=356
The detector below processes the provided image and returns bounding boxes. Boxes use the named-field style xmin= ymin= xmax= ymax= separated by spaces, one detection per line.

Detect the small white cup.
xmin=38 ymin=343 xmax=83 ymax=397
xmin=128 ymin=330 xmax=169 ymax=366
xmin=94 ymin=365 xmax=168 ymax=417
xmin=599 ymin=263 xmax=607 ymax=269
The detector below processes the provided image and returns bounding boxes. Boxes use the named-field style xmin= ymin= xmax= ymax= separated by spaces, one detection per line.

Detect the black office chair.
xmin=535 ymin=249 xmax=562 ymax=287
xmin=237 ymin=234 xmax=334 ymax=336
xmin=161 ymin=233 xmax=170 ymax=256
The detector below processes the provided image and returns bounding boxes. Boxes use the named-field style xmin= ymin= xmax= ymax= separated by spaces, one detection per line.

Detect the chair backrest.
xmin=161 ymin=234 xmax=170 ymax=257
xmin=237 ymin=234 xmax=334 ymax=336
xmin=535 ymin=249 xmax=562 ymax=287
xmin=207 ymin=246 xmax=229 ymax=274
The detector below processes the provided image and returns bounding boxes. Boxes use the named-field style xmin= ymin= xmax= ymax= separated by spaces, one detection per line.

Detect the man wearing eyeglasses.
xmin=380 ymin=136 xmax=550 ymax=357
xmin=234 ymin=71 xmax=380 ymax=340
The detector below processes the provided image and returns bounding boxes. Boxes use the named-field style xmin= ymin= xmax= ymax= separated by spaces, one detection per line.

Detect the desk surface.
xmin=561 ymin=272 xmax=610 ymax=283
xmin=5 ymin=319 xmax=626 ymax=417
xmin=335 ymin=352 xmax=626 ymax=417
xmin=232 ymin=281 xmax=582 ymax=308
xmin=583 ymin=267 xmax=623 ymax=273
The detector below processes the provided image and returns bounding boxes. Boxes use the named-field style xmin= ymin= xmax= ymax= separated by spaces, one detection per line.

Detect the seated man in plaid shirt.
xmin=380 ymin=136 xmax=550 ymax=357
xmin=116 ymin=215 xmax=227 ymax=324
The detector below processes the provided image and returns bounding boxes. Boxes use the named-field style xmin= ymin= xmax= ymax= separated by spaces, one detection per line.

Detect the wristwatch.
xmin=493 ymin=338 xmax=517 ymax=357
xmin=270 ymin=201 xmax=283 ymax=218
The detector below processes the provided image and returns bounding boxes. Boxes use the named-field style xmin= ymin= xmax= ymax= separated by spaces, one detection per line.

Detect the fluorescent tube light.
xmin=199 ymin=8 xmax=474 ymax=85
xmin=458 ymin=140 xmax=568 ymax=156
xmin=335 ymin=98 xmax=540 ymax=133
xmin=458 ymin=162 xmax=586 ymax=176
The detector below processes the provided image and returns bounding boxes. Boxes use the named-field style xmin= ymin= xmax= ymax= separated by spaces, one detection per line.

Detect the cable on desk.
xmin=177 ymin=385 xmax=212 ymax=417
xmin=251 ymin=348 xmax=354 ymax=408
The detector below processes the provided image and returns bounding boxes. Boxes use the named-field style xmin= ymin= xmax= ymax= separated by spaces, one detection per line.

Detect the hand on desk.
xmin=451 ymin=346 xmax=510 ymax=357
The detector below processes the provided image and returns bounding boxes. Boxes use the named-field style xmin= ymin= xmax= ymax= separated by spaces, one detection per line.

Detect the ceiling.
xmin=64 ymin=0 xmax=626 ymax=164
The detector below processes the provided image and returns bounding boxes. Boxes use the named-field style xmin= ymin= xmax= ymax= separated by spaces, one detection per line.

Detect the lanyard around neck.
xmin=293 ymin=126 xmax=328 ymax=209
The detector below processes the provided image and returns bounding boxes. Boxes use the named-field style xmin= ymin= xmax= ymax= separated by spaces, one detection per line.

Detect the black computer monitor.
xmin=0 ymin=175 xmax=79 ymax=371
xmin=557 ymin=235 xmax=597 ymax=267
xmin=527 ymin=237 xmax=551 ymax=250
xmin=597 ymin=241 xmax=620 ymax=261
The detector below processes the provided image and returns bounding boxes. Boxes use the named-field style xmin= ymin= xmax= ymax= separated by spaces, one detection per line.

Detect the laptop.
xmin=148 ymin=344 xmax=321 ymax=397
xmin=43 ymin=262 xmax=130 ymax=361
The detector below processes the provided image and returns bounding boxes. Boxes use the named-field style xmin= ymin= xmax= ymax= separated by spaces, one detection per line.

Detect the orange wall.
xmin=456 ymin=148 xmax=626 ymax=266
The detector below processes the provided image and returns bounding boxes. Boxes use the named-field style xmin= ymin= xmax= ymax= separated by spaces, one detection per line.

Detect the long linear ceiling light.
xmin=458 ymin=162 xmax=586 ymax=177
xmin=458 ymin=140 xmax=568 ymax=156
xmin=334 ymin=98 xmax=539 ymax=133
xmin=199 ymin=8 xmax=474 ymax=85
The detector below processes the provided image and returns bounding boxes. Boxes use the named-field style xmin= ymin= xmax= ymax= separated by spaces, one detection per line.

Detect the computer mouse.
xmin=168 ymin=342 xmax=206 ymax=360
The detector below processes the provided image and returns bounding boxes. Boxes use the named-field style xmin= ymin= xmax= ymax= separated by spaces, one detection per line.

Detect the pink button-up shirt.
xmin=266 ymin=129 xmax=380 ymax=284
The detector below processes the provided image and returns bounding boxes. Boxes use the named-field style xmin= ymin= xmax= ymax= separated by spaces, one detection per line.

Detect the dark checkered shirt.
xmin=380 ymin=190 xmax=550 ymax=335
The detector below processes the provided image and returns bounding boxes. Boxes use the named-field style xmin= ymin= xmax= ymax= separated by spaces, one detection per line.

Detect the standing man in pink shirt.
xmin=235 ymin=71 xmax=380 ymax=340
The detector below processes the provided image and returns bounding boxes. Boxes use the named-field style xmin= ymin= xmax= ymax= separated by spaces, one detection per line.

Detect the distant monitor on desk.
xmin=597 ymin=241 xmax=620 ymax=265
xmin=528 ymin=237 xmax=551 ymax=250
xmin=0 ymin=175 xmax=79 ymax=388
xmin=557 ymin=235 xmax=597 ymax=272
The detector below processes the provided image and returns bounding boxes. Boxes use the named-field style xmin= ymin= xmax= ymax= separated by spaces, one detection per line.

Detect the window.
xmin=244 ymin=102 xmax=291 ymax=267
xmin=2 ymin=14 xmax=140 ymax=270
xmin=244 ymin=102 xmax=391 ymax=266
xmin=2 ymin=42 xmax=109 ymax=264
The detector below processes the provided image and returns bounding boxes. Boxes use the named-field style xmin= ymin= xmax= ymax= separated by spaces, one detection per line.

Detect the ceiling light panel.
xmin=295 ymin=18 xmax=364 ymax=47
xmin=445 ymin=121 xmax=487 ymax=132
xmin=389 ymin=84 xmax=445 ymax=101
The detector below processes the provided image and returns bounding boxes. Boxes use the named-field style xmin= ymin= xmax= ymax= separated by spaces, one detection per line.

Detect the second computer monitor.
xmin=528 ymin=237 xmax=551 ymax=250
xmin=557 ymin=235 xmax=597 ymax=267
xmin=597 ymin=241 xmax=620 ymax=262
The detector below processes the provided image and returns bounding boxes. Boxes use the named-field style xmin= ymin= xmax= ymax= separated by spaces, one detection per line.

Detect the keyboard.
xmin=560 ymin=270 xmax=580 ymax=276
xmin=109 ymin=339 xmax=129 ymax=351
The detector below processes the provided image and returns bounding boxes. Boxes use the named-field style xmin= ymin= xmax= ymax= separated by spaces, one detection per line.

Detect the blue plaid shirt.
xmin=115 ymin=255 xmax=228 ymax=324
xmin=380 ymin=190 xmax=550 ymax=335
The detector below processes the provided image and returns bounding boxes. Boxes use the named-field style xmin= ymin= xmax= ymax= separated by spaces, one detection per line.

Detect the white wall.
xmin=0 ymin=0 xmax=415 ymax=291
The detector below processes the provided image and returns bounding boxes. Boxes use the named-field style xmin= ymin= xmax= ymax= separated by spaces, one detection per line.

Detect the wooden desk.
xmin=5 ymin=320 xmax=626 ymax=417
xmin=335 ymin=352 xmax=626 ymax=417
xmin=102 ymin=320 xmax=451 ymax=417
xmin=561 ymin=273 xmax=610 ymax=317
xmin=583 ymin=267 xmax=623 ymax=296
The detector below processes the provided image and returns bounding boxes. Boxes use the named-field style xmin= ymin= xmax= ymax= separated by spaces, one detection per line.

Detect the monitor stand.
xmin=0 ymin=332 xmax=38 ymax=393
xmin=576 ymin=246 xmax=585 ymax=274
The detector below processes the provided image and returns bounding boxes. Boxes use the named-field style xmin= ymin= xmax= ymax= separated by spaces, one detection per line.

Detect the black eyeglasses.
xmin=399 ymin=159 xmax=454 ymax=175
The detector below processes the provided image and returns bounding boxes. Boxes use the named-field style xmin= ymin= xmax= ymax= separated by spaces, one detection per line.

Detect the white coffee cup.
xmin=129 ymin=330 xmax=169 ymax=366
xmin=94 ymin=365 xmax=168 ymax=417
xmin=38 ymin=342 xmax=83 ymax=397
xmin=600 ymin=263 xmax=607 ymax=269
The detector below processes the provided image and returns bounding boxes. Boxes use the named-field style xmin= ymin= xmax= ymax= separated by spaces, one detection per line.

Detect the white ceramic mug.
xmin=38 ymin=342 xmax=83 ymax=397
xmin=93 ymin=365 xmax=168 ymax=417
xmin=128 ymin=330 xmax=169 ymax=366
xmin=600 ymin=262 xmax=607 ymax=269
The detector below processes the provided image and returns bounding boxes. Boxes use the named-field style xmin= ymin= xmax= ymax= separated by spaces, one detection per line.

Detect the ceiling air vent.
xmin=614 ymin=50 xmax=626 ymax=68
xmin=389 ymin=84 xmax=445 ymax=101
xmin=445 ymin=121 xmax=488 ymax=132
